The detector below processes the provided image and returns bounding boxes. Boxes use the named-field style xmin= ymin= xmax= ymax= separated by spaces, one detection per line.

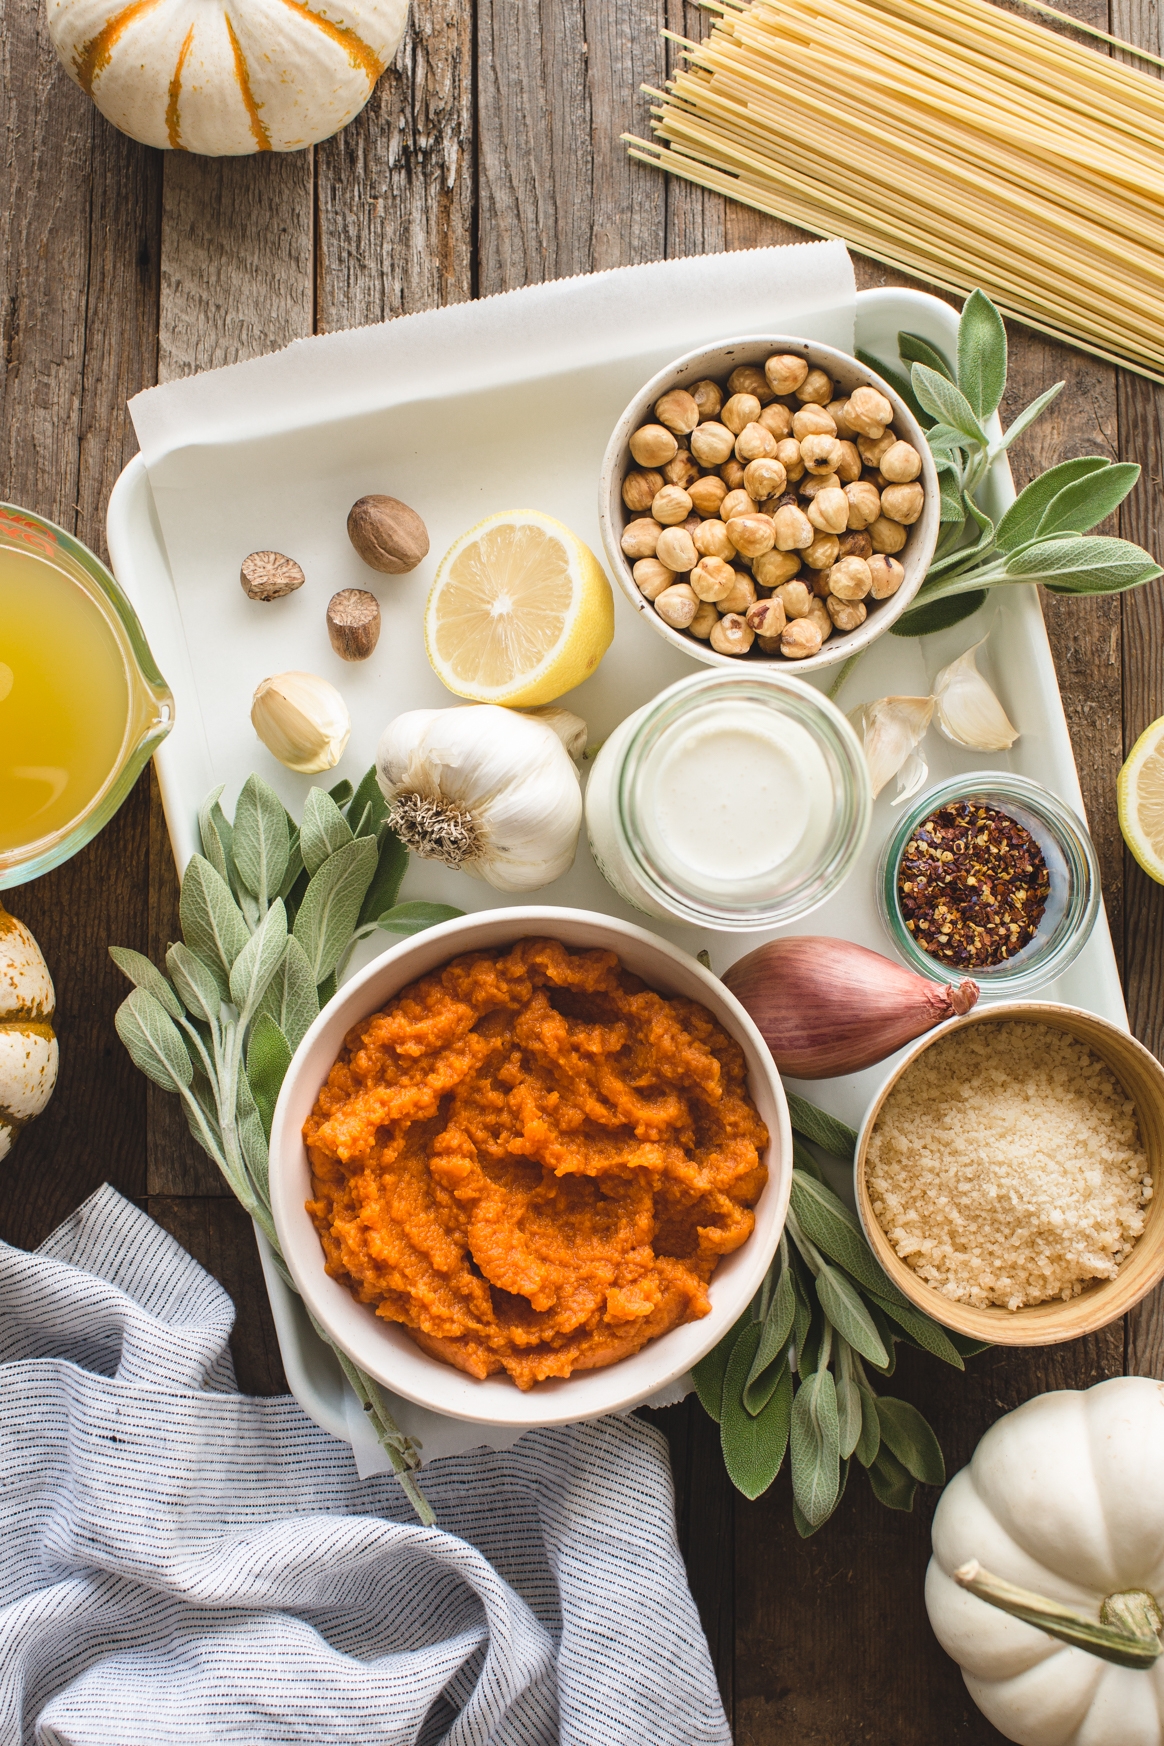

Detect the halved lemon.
xmin=424 ymin=510 xmax=615 ymax=706
xmin=1118 ymin=714 xmax=1164 ymax=883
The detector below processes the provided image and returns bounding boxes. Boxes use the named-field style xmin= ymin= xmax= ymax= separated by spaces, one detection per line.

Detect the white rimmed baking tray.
xmin=106 ymin=281 xmax=1127 ymax=1445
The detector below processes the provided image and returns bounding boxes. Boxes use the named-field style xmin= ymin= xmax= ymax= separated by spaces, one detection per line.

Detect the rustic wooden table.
xmin=3 ymin=0 xmax=1162 ymax=1737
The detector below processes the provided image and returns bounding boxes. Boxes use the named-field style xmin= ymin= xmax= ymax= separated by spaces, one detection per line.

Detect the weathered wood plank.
xmin=149 ymin=1195 xmax=287 ymax=1393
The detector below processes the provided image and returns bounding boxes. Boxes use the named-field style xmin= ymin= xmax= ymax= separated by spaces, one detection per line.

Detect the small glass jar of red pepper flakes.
xmin=897 ymin=799 xmax=1051 ymax=969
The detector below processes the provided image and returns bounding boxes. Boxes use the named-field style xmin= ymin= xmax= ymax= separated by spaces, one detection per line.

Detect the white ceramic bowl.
xmin=270 ymin=906 xmax=792 ymax=1428
xmin=598 ymin=334 xmax=940 ymax=674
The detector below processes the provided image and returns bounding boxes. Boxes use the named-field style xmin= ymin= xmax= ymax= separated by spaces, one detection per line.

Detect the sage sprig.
xmin=111 ymin=770 xmax=464 ymax=1525
xmin=861 ymin=289 xmax=1162 ymax=640
xmin=694 ymin=1101 xmax=984 ymax=1532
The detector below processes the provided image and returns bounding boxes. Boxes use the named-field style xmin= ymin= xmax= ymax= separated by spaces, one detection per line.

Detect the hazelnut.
xmin=807 ymin=487 xmax=849 ymax=535
xmin=773 ymin=503 xmax=814 ymax=551
xmin=689 ymin=599 xmax=720 ymax=640
xmin=838 ymin=530 xmax=873 ymax=560
xmin=347 ymin=495 xmax=430 ymax=574
xmin=689 ymin=421 xmax=736 ymax=467
xmin=621 ymin=518 xmax=661 ymax=559
xmin=623 ymin=469 xmax=664 ymax=512
xmin=690 ymin=378 xmax=724 ymax=421
xmin=633 ymin=557 xmax=674 ymax=601
xmin=758 ymin=403 xmax=794 ymax=440
xmin=826 ymin=595 xmax=867 ymax=632
xmin=880 ymin=440 xmax=923 ymax=483
xmin=721 ymin=392 xmax=762 ymax=435
xmin=743 ymin=457 xmax=787 ymax=501
xmin=656 ymin=526 xmax=699 ymax=572
xmin=827 ymin=398 xmax=856 ymax=437
xmin=857 ymin=430 xmax=897 ymax=469
xmin=655 ymin=388 xmax=701 ymax=434
xmin=727 ymin=364 xmax=775 ymax=405
xmin=834 ymin=440 xmax=862 ymax=483
xmin=765 ymin=353 xmax=809 ymax=396
xmin=868 ymin=554 xmax=907 ymax=598
xmin=798 ymin=471 xmax=842 ymax=500
xmin=693 ymin=518 xmax=737 ymax=561
xmin=726 ymin=514 xmax=776 ymax=559
xmin=775 ymin=579 xmax=813 ymax=619
xmin=803 ymin=532 xmax=841 ymax=571
xmin=689 ymin=474 xmax=729 ymax=517
xmin=880 ymin=481 xmax=925 ymax=525
xmin=806 ymin=598 xmax=833 ymax=643
xmin=718 ymin=569 xmax=756 ymax=615
xmin=746 ymin=597 xmax=786 ymax=640
xmin=710 ymin=612 xmax=755 ymax=656
xmin=800 ymin=434 xmax=844 ymax=475
xmin=663 ymin=449 xmax=702 ymax=489
xmin=240 ymin=550 xmax=305 ymax=601
xmin=327 ymin=588 xmax=381 ymax=661
xmin=827 ymin=556 xmax=873 ymax=600
xmin=721 ymin=488 xmax=758 ymax=522
xmin=652 ymin=484 xmax=694 ymax=525
xmin=792 ymin=405 xmax=837 ymax=440
xmin=690 ymin=555 xmax=737 ymax=602
xmin=781 ymin=617 xmax=823 ymax=659
xmin=795 ymin=367 xmax=834 ymax=405
xmin=654 ymin=582 xmax=699 ymax=628
xmin=774 ymin=437 xmax=805 ymax=482
xmin=752 ymin=549 xmax=802 ymax=589
xmin=845 ymin=385 xmax=894 ymax=437
xmin=629 ymin=424 xmax=679 ymax=467
xmin=719 ymin=459 xmax=747 ymax=491
xmin=869 ymin=515 xmax=908 ymax=554
xmin=682 ymin=513 xmax=702 ymax=538
xmin=844 ymin=481 xmax=882 ymax=529
xmin=736 ymin=422 xmax=778 ymax=463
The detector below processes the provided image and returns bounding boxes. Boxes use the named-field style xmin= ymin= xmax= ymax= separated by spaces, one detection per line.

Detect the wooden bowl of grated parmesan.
xmin=855 ymin=1004 xmax=1164 ymax=1345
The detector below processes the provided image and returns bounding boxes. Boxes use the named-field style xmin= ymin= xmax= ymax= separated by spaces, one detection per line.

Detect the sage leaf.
xmin=376 ymin=901 xmax=465 ymax=938
xmin=722 ymin=1329 xmax=793 ymax=1500
xmin=357 ymin=827 xmax=409 ymax=929
xmin=862 ymin=1298 xmax=898 ymax=1376
xmin=347 ymin=766 xmax=389 ymax=837
xmin=165 ymin=942 xmax=224 ymax=1025
xmin=923 ymin=422 xmax=971 ymax=455
xmin=945 ymin=1330 xmax=993 ymax=1359
xmin=994 ymin=457 xmax=1111 ymax=551
xmin=865 ymin=1288 xmax=964 ymax=1368
xmin=255 ymin=935 xmax=320 ymax=1053
xmin=278 ymin=831 xmax=306 ymax=906
xmin=790 ymin=1170 xmax=909 ymax=1306
xmin=937 ymin=464 xmax=967 ymax=523
xmin=293 ymin=836 xmax=378 ymax=986
xmin=247 ymin=1011 xmax=293 ymax=1139
xmin=108 ymin=947 xmax=185 ymax=1020
xmin=891 ymin=591 xmax=987 ymax=638
xmin=1006 ymin=534 xmax=1163 ymax=595
xmin=911 ymin=363 xmax=987 ymax=445
xmin=115 ymin=988 xmax=193 ymax=1094
xmin=1033 ymin=463 xmax=1140 ymax=542
xmin=898 ymin=330 xmax=954 ymax=381
xmin=866 ymin=1442 xmax=918 ymax=1512
xmin=814 ymin=1263 xmax=890 ymax=1368
xmin=328 ymin=778 xmax=354 ymax=808
xmin=791 ymin=1136 xmax=823 ymax=1182
xmin=855 ymin=1384 xmax=881 ymax=1467
xmin=790 ymin=1367 xmax=841 ymax=1528
xmin=874 ymin=1397 xmax=946 ymax=1486
xmin=857 ymin=348 xmax=932 ymax=428
xmin=835 ymin=1349 xmax=863 ymax=1460
xmin=300 ymin=788 xmax=354 ymax=877
xmin=232 ymin=774 xmax=290 ymax=906
xmin=179 ymin=855 xmax=249 ymax=987
xmin=235 ymin=1064 xmax=270 ymax=1205
xmin=998 ymin=380 xmax=1064 ymax=450
xmin=956 ymin=289 xmax=1007 ymax=420
xmin=198 ymin=785 xmax=235 ymax=891
xmin=785 ymin=1092 xmax=856 ymax=1162
xmin=790 ymin=1251 xmax=814 ymax=1369
xmin=229 ymin=900 xmax=289 ymax=1018
xmin=693 ymin=1323 xmax=741 ymax=1422
xmin=745 ymin=1263 xmax=796 ymax=1413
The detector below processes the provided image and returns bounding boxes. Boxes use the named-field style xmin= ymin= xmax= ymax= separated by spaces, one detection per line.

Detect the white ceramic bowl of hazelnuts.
xmin=597 ymin=335 xmax=941 ymax=673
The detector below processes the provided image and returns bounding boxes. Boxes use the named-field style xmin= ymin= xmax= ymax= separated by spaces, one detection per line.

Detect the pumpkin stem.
xmin=953 ymin=1561 xmax=1163 ymax=1670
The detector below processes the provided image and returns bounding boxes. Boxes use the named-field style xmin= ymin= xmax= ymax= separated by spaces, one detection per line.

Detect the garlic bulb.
xmin=933 ymin=641 xmax=1019 ymax=751
xmin=251 ymin=672 xmax=351 ymax=774
xmin=849 ymin=696 xmax=934 ymax=800
xmin=376 ymin=705 xmax=587 ymax=891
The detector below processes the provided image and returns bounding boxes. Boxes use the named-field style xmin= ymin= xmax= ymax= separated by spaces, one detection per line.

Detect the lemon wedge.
xmin=1118 ymin=714 xmax=1164 ymax=883
xmin=424 ymin=510 xmax=614 ymax=706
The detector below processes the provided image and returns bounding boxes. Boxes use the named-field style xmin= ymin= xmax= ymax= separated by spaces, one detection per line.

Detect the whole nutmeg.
xmin=880 ymin=481 xmax=925 ymax=525
xmin=327 ymin=588 xmax=381 ymax=661
xmin=781 ymin=617 xmax=823 ymax=659
xmin=689 ymin=421 xmax=736 ymax=467
xmin=727 ymin=364 xmax=774 ymax=405
xmin=690 ymin=378 xmax=724 ymax=421
xmin=654 ymin=582 xmax=699 ymax=628
xmin=623 ymin=469 xmax=664 ymax=512
xmin=710 ymin=612 xmax=754 ymax=656
xmin=689 ymin=474 xmax=729 ymax=518
xmin=240 ymin=550 xmax=305 ymax=601
xmin=655 ymin=388 xmax=700 ymax=434
xmin=347 ymin=495 xmax=430 ymax=575
xmin=868 ymin=554 xmax=907 ymax=598
xmin=764 ymin=353 xmax=809 ymax=396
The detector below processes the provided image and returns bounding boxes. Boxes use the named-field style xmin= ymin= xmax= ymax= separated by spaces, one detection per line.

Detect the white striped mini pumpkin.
xmin=0 ymin=902 xmax=58 ymax=1163
xmin=47 ymin=0 xmax=409 ymax=155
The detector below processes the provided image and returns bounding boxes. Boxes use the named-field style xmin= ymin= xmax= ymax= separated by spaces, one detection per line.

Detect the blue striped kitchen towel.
xmin=0 ymin=1184 xmax=730 ymax=1746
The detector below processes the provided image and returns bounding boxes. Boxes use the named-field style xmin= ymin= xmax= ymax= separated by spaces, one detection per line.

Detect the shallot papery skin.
xmin=722 ymin=936 xmax=979 ymax=1080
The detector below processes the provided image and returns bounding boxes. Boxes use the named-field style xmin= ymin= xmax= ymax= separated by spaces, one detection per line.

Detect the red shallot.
xmin=722 ymin=936 xmax=979 ymax=1080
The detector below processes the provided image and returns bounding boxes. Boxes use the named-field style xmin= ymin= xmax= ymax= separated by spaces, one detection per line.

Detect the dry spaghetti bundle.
xmin=626 ymin=0 xmax=1164 ymax=381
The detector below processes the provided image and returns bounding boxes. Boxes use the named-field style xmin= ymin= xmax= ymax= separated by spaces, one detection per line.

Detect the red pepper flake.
xmin=898 ymin=801 xmax=1050 ymax=970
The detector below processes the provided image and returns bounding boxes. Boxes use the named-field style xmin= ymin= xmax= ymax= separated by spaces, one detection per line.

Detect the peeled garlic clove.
xmin=849 ymin=695 xmax=934 ymax=800
xmin=251 ymin=671 xmax=351 ymax=774
xmin=933 ymin=639 xmax=1018 ymax=750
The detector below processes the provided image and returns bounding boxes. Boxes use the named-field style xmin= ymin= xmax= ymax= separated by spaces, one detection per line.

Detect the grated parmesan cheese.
xmin=867 ymin=1021 xmax=1153 ymax=1311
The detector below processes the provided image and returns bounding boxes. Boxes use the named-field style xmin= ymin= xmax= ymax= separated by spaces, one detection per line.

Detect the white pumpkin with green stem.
xmin=927 ymin=1376 xmax=1164 ymax=1745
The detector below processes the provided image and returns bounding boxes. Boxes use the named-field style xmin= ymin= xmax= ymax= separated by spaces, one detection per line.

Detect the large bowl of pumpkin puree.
xmin=270 ymin=907 xmax=792 ymax=1428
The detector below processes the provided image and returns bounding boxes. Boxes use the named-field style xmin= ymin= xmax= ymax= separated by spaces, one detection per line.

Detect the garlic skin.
xmin=376 ymin=704 xmax=586 ymax=891
xmin=849 ymin=696 xmax=934 ymax=800
xmin=933 ymin=640 xmax=1019 ymax=751
xmin=251 ymin=672 xmax=351 ymax=774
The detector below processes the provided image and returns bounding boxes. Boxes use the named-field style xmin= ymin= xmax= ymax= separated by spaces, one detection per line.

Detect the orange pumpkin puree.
xmin=304 ymin=937 xmax=768 ymax=1389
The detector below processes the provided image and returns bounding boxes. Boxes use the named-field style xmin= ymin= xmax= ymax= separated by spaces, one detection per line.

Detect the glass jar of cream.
xmin=585 ymin=670 xmax=871 ymax=930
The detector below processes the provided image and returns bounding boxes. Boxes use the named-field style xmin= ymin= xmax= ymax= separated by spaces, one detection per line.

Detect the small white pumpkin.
xmin=0 ymin=901 xmax=59 ymax=1162
xmin=47 ymin=0 xmax=409 ymax=155
xmin=927 ymin=1376 xmax=1164 ymax=1746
